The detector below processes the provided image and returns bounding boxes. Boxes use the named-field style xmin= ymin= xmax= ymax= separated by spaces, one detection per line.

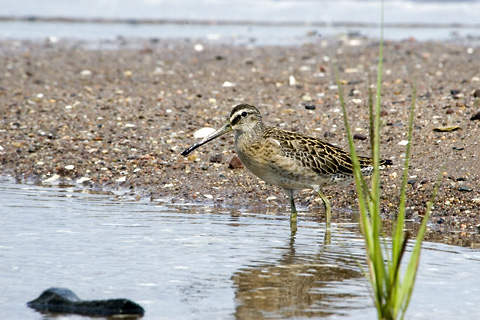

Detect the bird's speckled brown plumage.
xmin=181 ymin=104 xmax=392 ymax=224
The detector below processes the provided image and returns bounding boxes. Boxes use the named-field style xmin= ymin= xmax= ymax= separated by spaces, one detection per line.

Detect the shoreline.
xmin=1 ymin=37 xmax=479 ymax=240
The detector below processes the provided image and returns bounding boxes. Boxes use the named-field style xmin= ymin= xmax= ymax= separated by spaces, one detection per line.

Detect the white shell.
xmin=193 ymin=127 xmax=216 ymax=139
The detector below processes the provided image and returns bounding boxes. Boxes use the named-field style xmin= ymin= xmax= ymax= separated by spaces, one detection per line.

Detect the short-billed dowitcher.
xmin=181 ymin=104 xmax=392 ymax=225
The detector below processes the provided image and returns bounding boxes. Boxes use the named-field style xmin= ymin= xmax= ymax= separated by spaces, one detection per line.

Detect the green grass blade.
xmin=400 ymin=169 xmax=442 ymax=317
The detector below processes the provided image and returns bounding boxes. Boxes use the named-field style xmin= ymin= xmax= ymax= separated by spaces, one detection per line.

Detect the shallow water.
xmin=1 ymin=178 xmax=480 ymax=319
xmin=1 ymin=0 xmax=480 ymax=42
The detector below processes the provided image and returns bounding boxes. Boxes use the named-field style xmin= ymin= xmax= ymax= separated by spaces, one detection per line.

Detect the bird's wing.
xmin=264 ymin=128 xmax=357 ymax=175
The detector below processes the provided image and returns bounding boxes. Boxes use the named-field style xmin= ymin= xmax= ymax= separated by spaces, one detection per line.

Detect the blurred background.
xmin=1 ymin=0 xmax=480 ymax=44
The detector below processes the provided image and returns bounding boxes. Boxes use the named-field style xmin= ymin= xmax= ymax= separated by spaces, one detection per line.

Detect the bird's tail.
xmin=358 ymin=157 xmax=393 ymax=175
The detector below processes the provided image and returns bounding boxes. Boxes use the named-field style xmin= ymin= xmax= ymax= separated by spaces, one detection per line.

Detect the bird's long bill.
xmin=181 ymin=123 xmax=232 ymax=156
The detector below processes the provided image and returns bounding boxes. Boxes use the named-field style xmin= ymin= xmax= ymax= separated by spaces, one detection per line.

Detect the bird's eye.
xmin=241 ymin=111 xmax=247 ymax=117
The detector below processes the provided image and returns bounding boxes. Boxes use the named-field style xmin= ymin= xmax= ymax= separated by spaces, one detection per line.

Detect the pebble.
xmin=80 ymin=69 xmax=92 ymax=77
xmin=289 ymin=75 xmax=297 ymax=86
xmin=353 ymin=133 xmax=367 ymax=140
xmin=304 ymin=104 xmax=315 ymax=110
xmin=398 ymin=140 xmax=409 ymax=146
xmin=433 ymin=126 xmax=460 ymax=132
xmin=222 ymin=81 xmax=235 ymax=87
xmin=193 ymin=44 xmax=204 ymax=52
xmin=229 ymin=154 xmax=244 ymax=169
xmin=470 ymin=111 xmax=480 ymax=121
xmin=473 ymin=89 xmax=480 ymax=98
xmin=65 ymin=165 xmax=75 ymax=170
xmin=209 ymin=154 xmax=223 ymax=163
xmin=77 ymin=177 xmax=91 ymax=184
xmin=407 ymin=179 xmax=417 ymax=185
xmin=43 ymin=174 xmax=60 ymax=184
xmin=458 ymin=185 xmax=473 ymax=192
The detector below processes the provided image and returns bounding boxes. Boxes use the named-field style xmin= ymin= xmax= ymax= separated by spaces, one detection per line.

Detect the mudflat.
xmin=1 ymin=37 xmax=478 ymax=236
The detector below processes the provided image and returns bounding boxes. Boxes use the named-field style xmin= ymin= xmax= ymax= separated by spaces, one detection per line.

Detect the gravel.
xmin=1 ymin=37 xmax=479 ymax=239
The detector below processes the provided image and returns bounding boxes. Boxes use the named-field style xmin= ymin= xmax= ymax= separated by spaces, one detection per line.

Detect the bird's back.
xmin=263 ymin=127 xmax=391 ymax=177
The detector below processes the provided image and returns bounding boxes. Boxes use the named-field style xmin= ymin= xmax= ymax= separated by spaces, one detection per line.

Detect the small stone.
xmin=470 ymin=111 xmax=480 ymax=121
xmin=222 ymin=81 xmax=235 ymax=87
xmin=193 ymin=44 xmax=204 ymax=52
xmin=305 ymin=104 xmax=316 ymax=110
xmin=209 ymin=154 xmax=223 ymax=163
xmin=450 ymin=89 xmax=461 ymax=95
xmin=65 ymin=165 xmax=75 ymax=170
xmin=353 ymin=133 xmax=367 ymax=140
xmin=473 ymin=89 xmax=480 ymax=98
xmin=77 ymin=177 xmax=91 ymax=184
xmin=229 ymin=154 xmax=244 ymax=169
xmin=433 ymin=126 xmax=460 ymax=132
xmin=445 ymin=109 xmax=455 ymax=114
xmin=452 ymin=146 xmax=464 ymax=150
xmin=289 ymin=75 xmax=297 ymax=86
xmin=458 ymin=185 xmax=473 ymax=192
xmin=44 ymin=174 xmax=60 ymax=183
xmin=80 ymin=69 xmax=92 ymax=77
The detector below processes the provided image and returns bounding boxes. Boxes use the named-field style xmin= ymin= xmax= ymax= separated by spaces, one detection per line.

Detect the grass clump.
xmin=334 ymin=8 xmax=441 ymax=320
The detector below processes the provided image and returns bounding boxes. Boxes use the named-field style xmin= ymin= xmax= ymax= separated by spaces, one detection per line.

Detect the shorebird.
xmin=181 ymin=104 xmax=392 ymax=225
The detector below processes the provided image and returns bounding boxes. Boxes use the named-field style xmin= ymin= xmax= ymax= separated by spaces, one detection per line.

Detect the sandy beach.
xmin=1 ymin=37 xmax=479 ymax=237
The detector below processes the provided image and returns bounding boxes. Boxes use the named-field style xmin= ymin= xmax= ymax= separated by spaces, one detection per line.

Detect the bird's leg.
xmin=284 ymin=189 xmax=297 ymax=232
xmin=314 ymin=188 xmax=331 ymax=229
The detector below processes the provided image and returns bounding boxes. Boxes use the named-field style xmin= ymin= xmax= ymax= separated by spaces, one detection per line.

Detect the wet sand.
xmin=1 ymin=37 xmax=479 ymax=236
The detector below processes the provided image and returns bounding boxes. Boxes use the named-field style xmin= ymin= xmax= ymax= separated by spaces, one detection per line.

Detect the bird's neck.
xmin=234 ymin=121 xmax=266 ymax=143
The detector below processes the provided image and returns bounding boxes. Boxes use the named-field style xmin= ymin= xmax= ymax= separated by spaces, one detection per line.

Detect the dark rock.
xmin=304 ymin=104 xmax=316 ymax=110
xmin=407 ymin=179 xmax=417 ymax=185
xmin=452 ymin=146 xmax=464 ymax=150
xmin=450 ymin=89 xmax=461 ymax=95
xmin=353 ymin=133 xmax=367 ymax=140
xmin=27 ymin=288 xmax=144 ymax=317
xmin=458 ymin=185 xmax=473 ymax=192
xmin=473 ymin=89 xmax=480 ymax=98
xmin=229 ymin=154 xmax=244 ymax=169
xmin=470 ymin=111 xmax=480 ymax=121
xmin=445 ymin=109 xmax=455 ymax=114
xmin=209 ymin=154 xmax=223 ymax=163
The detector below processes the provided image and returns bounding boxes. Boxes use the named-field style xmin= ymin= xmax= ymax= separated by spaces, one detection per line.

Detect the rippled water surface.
xmin=1 ymin=179 xmax=480 ymax=319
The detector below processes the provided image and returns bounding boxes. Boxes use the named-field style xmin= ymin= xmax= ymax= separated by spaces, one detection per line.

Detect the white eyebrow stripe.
xmin=229 ymin=109 xmax=252 ymax=123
